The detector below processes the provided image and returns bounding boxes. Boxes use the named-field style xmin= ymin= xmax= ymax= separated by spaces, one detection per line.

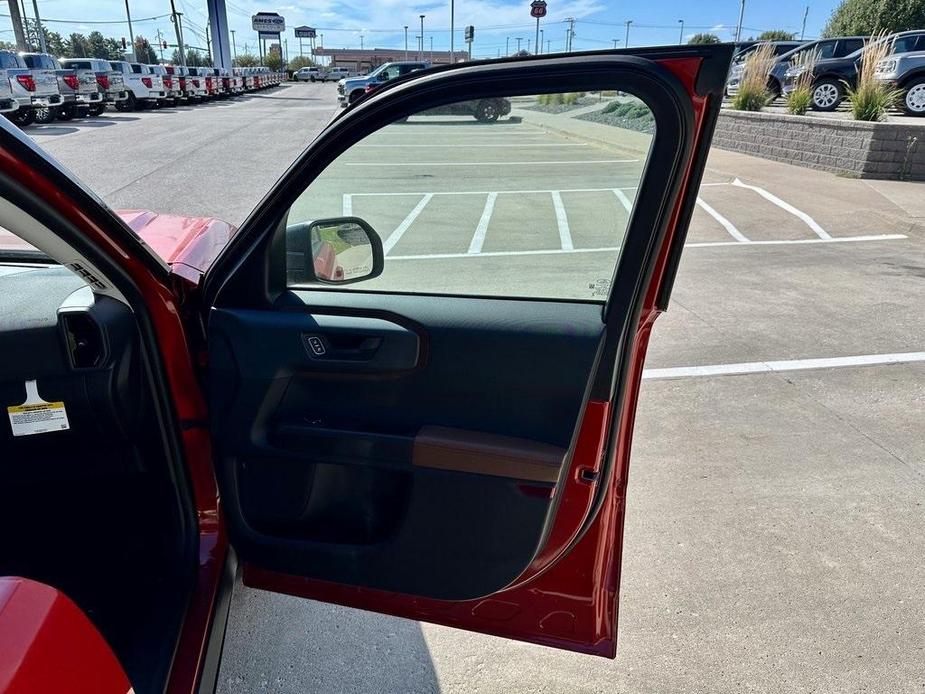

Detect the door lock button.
xmin=303 ymin=334 xmax=327 ymax=356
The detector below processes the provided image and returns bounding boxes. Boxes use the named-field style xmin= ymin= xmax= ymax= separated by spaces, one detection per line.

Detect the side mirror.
xmin=286 ymin=217 xmax=384 ymax=286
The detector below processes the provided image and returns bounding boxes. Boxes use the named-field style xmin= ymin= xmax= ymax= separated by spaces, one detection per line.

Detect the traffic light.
xmin=162 ymin=41 xmax=168 ymax=50
xmin=121 ymin=37 xmax=127 ymax=49
xmin=464 ymin=25 xmax=474 ymax=42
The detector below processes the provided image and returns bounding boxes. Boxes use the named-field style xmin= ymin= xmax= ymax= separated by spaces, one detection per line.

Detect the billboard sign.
xmin=252 ymin=12 xmax=285 ymax=33
xmin=294 ymin=26 xmax=316 ymax=38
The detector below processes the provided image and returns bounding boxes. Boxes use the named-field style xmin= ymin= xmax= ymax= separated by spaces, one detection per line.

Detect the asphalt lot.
xmin=31 ymin=82 xmax=925 ymax=693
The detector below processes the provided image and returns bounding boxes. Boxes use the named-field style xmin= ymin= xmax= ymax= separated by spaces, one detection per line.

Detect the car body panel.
xmin=10 ymin=52 xmax=61 ymax=109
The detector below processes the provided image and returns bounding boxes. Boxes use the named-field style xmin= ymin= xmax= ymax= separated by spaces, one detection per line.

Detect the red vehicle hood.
xmin=116 ymin=210 xmax=236 ymax=283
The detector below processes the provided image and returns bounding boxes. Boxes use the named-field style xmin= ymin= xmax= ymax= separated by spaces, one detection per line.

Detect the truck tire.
xmin=902 ymin=77 xmax=925 ymax=116
xmin=474 ymin=99 xmax=501 ymax=122
xmin=88 ymin=103 xmax=106 ymax=117
xmin=34 ymin=107 xmax=57 ymax=124
xmin=349 ymin=89 xmax=365 ymax=104
xmin=7 ymin=108 xmax=35 ymax=127
xmin=811 ymin=79 xmax=843 ymax=111
xmin=124 ymin=92 xmax=138 ymax=110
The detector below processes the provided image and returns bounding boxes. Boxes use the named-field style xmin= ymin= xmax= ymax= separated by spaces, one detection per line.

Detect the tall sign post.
xmin=253 ymin=12 xmax=285 ymax=63
xmin=294 ymin=26 xmax=316 ymax=61
xmin=206 ymin=0 xmax=232 ymax=68
xmin=530 ymin=1 xmax=547 ymax=56
xmin=464 ymin=25 xmax=474 ymax=61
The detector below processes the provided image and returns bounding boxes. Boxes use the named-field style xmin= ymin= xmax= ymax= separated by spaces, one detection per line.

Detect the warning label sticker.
xmin=7 ymin=380 xmax=69 ymax=437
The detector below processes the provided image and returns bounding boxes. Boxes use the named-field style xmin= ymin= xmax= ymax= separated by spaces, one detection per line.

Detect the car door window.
xmin=837 ymin=39 xmax=864 ymax=56
xmin=891 ymin=35 xmax=920 ymax=54
xmin=285 ymin=92 xmax=654 ymax=300
xmin=816 ymin=41 xmax=837 ymax=59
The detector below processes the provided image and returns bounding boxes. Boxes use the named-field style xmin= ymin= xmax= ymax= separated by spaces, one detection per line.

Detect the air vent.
xmin=62 ymin=313 xmax=105 ymax=369
xmin=66 ymin=262 xmax=106 ymax=291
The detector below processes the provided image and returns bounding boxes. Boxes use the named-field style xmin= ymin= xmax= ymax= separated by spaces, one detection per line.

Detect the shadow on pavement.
xmin=217 ymin=585 xmax=440 ymax=694
xmin=26 ymin=125 xmax=79 ymax=136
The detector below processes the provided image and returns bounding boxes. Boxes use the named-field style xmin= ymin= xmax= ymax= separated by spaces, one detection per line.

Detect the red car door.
xmin=200 ymin=46 xmax=731 ymax=657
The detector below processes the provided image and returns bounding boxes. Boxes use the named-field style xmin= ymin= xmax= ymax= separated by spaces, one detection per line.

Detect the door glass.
xmin=816 ymin=41 xmax=837 ymax=59
xmin=285 ymin=90 xmax=655 ymax=300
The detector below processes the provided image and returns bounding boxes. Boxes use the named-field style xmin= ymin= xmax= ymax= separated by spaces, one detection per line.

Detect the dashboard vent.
xmin=66 ymin=262 xmax=106 ymax=291
xmin=62 ymin=313 xmax=105 ymax=369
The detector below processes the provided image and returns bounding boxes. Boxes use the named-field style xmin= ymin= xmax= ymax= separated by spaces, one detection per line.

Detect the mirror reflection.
xmin=310 ymin=220 xmax=376 ymax=282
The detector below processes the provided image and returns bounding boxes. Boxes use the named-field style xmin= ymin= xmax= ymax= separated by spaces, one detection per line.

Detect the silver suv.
xmin=875 ymin=50 xmax=925 ymax=116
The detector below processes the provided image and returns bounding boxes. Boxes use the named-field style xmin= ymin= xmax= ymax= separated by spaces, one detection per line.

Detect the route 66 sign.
xmin=530 ymin=0 xmax=547 ymax=18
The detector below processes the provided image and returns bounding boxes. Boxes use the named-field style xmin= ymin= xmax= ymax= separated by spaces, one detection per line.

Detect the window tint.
xmin=0 ymin=53 xmax=19 ymax=69
xmin=891 ymin=35 xmax=922 ymax=54
xmin=284 ymin=91 xmax=656 ymax=301
xmin=815 ymin=41 xmax=837 ymax=59
xmin=131 ymin=64 xmax=143 ymax=74
xmin=838 ymin=39 xmax=864 ymax=56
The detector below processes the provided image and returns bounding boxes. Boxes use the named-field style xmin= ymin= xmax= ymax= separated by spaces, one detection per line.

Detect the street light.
xmin=735 ymin=0 xmax=745 ymax=42
xmin=506 ymin=36 xmax=510 ymax=55
xmin=419 ymin=15 xmax=425 ymax=60
xmin=515 ymin=37 xmax=522 ymax=53
xmin=624 ymin=20 xmax=632 ymax=48
xmin=404 ymin=25 xmax=408 ymax=60
xmin=678 ymin=19 xmax=684 ymax=45
xmin=539 ymin=29 xmax=543 ymax=54
xmin=612 ymin=38 xmax=618 ymax=48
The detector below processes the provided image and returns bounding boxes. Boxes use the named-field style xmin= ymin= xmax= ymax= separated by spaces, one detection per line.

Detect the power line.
xmin=0 ymin=11 xmax=171 ymax=25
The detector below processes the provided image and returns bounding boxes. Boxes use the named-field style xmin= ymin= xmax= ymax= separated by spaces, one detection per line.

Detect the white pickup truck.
xmin=1 ymin=49 xmax=62 ymax=126
xmin=109 ymin=61 xmax=166 ymax=110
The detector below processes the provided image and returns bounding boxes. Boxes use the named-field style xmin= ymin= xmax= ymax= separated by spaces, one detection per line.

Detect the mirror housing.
xmin=286 ymin=216 xmax=384 ymax=286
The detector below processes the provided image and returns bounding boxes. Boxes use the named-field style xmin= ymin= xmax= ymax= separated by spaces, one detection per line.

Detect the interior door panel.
xmin=209 ymin=292 xmax=605 ymax=599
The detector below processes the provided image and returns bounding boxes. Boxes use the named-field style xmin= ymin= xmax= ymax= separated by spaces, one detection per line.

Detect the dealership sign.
xmin=294 ymin=26 xmax=316 ymax=39
xmin=252 ymin=12 xmax=285 ymax=33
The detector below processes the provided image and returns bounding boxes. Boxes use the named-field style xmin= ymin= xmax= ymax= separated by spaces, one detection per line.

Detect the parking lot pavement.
xmin=29 ymin=85 xmax=924 ymax=692
xmin=29 ymin=82 xmax=341 ymax=226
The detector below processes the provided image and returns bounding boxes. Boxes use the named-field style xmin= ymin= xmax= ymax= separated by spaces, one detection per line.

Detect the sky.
xmin=3 ymin=0 xmax=844 ymax=60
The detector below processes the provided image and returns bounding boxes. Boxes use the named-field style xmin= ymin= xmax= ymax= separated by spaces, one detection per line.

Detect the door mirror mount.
xmin=286 ymin=217 xmax=384 ymax=286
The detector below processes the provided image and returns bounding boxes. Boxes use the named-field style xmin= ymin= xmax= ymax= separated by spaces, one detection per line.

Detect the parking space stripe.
xmin=551 ymin=191 xmax=574 ymax=251
xmin=696 ymin=197 xmax=750 ymax=243
xmin=387 ymin=233 xmax=907 ymax=261
xmin=345 ymin=160 xmax=638 ymax=167
xmin=350 ymin=187 xmax=639 ymax=197
xmin=642 ymin=352 xmax=925 ymax=380
xmin=732 ymin=178 xmax=832 ymax=240
xmin=383 ymin=193 xmax=433 ymax=255
xmin=357 ymin=143 xmax=589 ymax=148
xmin=342 ymin=194 xmax=352 ymax=216
xmin=612 ymin=188 xmax=634 ymax=212
xmin=468 ymin=193 xmax=498 ymax=254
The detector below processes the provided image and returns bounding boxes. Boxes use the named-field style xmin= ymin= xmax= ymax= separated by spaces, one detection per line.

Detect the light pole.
xmin=30 ymin=0 xmax=46 ymax=51
xmin=612 ymin=38 xmax=618 ymax=48
xmin=430 ymin=36 xmax=433 ymax=61
xmin=800 ymin=5 xmax=809 ymax=40
xmin=419 ymin=15 xmax=425 ymax=60
xmin=125 ymin=0 xmax=137 ymax=61
xmin=231 ymin=29 xmax=236 ymax=58
xmin=678 ymin=19 xmax=684 ymax=44
xmin=360 ymin=33 xmax=364 ymax=50
xmin=735 ymin=0 xmax=745 ymax=42
xmin=527 ymin=39 xmax=531 ymax=54
xmin=505 ymin=36 xmax=510 ymax=55
xmin=539 ymin=29 xmax=543 ymax=54
xmin=404 ymin=26 xmax=408 ymax=60
xmin=516 ymin=37 xmax=522 ymax=53
xmin=624 ymin=20 xmax=632 ymax=48
xmin=450 ymin=0 xmax=454 ymax=60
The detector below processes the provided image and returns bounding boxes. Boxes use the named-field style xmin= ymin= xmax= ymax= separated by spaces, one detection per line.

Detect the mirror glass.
xmin=310 ymin=220 xmax=375 ymax=282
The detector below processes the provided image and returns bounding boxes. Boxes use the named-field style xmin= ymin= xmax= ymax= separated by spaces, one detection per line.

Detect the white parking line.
xmin=612 ymin=188 xmax=634 ymax=212
xmin=357 ymin=143 xmax=589 ymax=148
xmin=386 ymin=234 xmax=907 ymax=261
xmin=468 ymin=193 xmax=498 ymax=254
xmin=732 ymin=178 xmax=832 ymax=240
xmin=696 ymin=197 xmax=750 ymax=243
xmin=346 ymin=159 xmax=638 ymax=167
xmin=342 ymin=194 xmax=352 ymax=216
xmin=349 ymin=187 xmax=640 ymax=197
xmin=642 ymin=351 xmax=925 ymax=380
xmin=551 ymin=191 xmax=574 ymax=251
xmin=383 ymin=193 xmax=433 ymax=255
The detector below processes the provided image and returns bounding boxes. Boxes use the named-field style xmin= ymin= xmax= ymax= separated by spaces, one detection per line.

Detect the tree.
xmin=233 ymin=53 xmax=259 ymax=67
xmin=45 ymin=30 xmax=67 ymax=57
xmin=104 ymin=38 xmax=125 ymax=60
xmin=287 ymin=55 xmax=316 ymax=71
xmin=823 ymin=0 xmax=925 ymax=37
xmin=67 ymin=33 xmax=91 ymax=57
xmin=133 ymin=36 xmax=157 ymax=63
xmin=688 ymin=33 xmax=721 ymax=45
xmin=265 ymin=52 xmax=285 ymax=71
xmin=757 ymin=29 xmax=797 ymax=40
xmin=87 ymin=31 xmax=112 ymax=59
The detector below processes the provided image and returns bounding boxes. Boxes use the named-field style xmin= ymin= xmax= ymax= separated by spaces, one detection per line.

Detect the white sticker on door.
xmin=7 ymin=380 xmax=70 ymax=437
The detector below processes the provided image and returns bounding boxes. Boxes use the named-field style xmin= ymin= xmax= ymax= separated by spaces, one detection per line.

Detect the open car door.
xmin=202 ymin=45 xmax=732 ymax=657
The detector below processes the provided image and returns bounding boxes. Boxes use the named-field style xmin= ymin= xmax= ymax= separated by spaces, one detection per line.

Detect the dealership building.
xmin=312 ymin=48 xmax=470 ymax=72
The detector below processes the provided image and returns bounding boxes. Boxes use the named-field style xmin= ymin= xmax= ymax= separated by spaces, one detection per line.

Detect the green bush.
xmin=847 ymin=82 xmax=900 ymax=121
xmin=786 ymin=86 xmax=813 ymax=115
xmin=823 ymin=0 xmax=925 ymax=37
xmin=731 ymin=86 xmax=770 ymax=111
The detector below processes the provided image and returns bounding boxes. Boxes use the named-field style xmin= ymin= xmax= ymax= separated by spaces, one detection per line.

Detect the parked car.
xmin=725 ymin=40 xmax=806 ymax=97
xmin=147 ymin=64 xmax=179 ymax=105
xmin=0 ymin=53 xmax=17 ymax=116
xmin=21 ymin=53 xmax=99 ymax=122
xmin=294 ymin=66 xmax=321 ymax=81
xmin=339 ymin=61 xmax=430 ymax=105
xmin=325 ymin=66 xmax=355 ymax=81
xmin=109 ymin=61 xmax=165 ymax=110
xmin=783 ymin=30 xmax=925 ymax=111
xmin=422 ymin=98 xmax=513 ymax=122
xmin=0 ymin=42 xmax=733 ymax=694
xmin=61 ymin=58 xmax=127 ymax=114
xmin=183 ymin=66 xmax=209 ymax=100
xmin=728 ymin=37 xmax=866 ymax=99
xmin=3 ymin=51 xmax=61 ymax=126
xmin=0 ymin=50 xmax=32 ymax=123
xmin=875 ymin=49 xmax=925 ymax=116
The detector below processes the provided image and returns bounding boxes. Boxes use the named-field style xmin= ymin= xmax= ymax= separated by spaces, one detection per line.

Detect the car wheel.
xmin=475 ymin=100 xmax=500 ymax=122
xmin=902 ymin=77 xmax=925 ymax=116
xmin=348 ymin=89 xmax=365 ymax=104
xmin=34 ymin=107 xmax=57 ymax=124
xmin=88 ymin=103 xmax=106 ymax=117
xmin=8 ymin=108 xmax=35 ymax=127
xmin=124 ymin=92 xmax=138 ymax=110
xmin=811 ymin=79 xmax=843 ymax=111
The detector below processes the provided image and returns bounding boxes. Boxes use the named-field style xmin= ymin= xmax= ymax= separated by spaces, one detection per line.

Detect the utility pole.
xmin=612 ymin=38 xmax=618 ymax=48
xmin=539 ymin=29 xmax=543 ymax=54
xmin=419 ymin=15 xmax=425 ymax=60
xmin=30 ymin=0 xmax=45 ymax=52
xmin=231 ymin=29 xmax=236 ymax=58
xmin=169 ymin=0 xmax=185 ymax=65
xmin=800 ymin=5 xmax=809 ymax=40
xmin=624 ymin=20 xmax=632 ymax=48
xmin=505 ymin=36 xmax=509 ymax=55
xmin=527 ymin=38 xmax=531 ymax=54
xmin=360 ymin=34 xmax=364 ymax=50
xmin=404 ymin=26 xmax=408 ymax=60
xmin=678 ymin=19 xmax=684 ymax=44
xmin=429 ymin=36 xmax=433 ymax=61
xmin=735 ymin=0 xmax=746 ymax=42
xmin=564 ymin=17 xmax=575 ymax=53
xmin=546 ymin=39 xmax=551 ymax=53
xmin=7 ymin=0 xmax=26 ymax=50
xmin=205 ymin=23 xmax=211 ymax=56
xmin=450 ymin=0 xmax=454 ymax=59
xmin=516 ymin=37 xmax=522 ymax=53
xmin=284 ymin=38 xmax=288 ymax=62
xmin=156 ymin=28 xmax=165 ymax=60
xmin=125 ymin=0 xmax=136 ymax=61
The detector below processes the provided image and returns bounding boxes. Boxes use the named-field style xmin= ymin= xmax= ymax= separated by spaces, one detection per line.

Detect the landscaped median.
xmin=712 ymin=110 xmax=925 ymax=180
